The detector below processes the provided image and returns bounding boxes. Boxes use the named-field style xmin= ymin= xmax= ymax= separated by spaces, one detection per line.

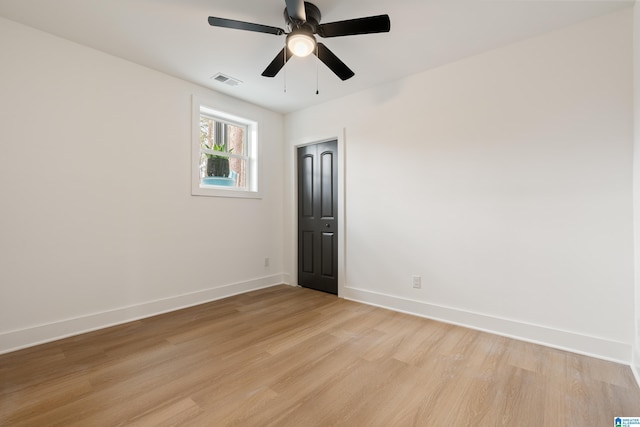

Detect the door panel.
xmin=301 ymin=155 xmax=314 ymax=217
xmin=301 ymin=231 xmax=314 ymax=273
xmin=297 ymin=140 xmax=338 ymax=294
xmin=320 ymin=151 xmax=335 ymax=218
xmin=321 ymin=232 xmax=335 ymax=277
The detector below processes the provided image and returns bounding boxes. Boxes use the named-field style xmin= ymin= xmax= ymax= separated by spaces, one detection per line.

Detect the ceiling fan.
xmin=208 ymin=0 xmax=391 ymax=81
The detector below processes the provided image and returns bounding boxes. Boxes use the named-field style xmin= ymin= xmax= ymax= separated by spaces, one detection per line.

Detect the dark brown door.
xmin=297 ymin=140 xmax=338 ymax=295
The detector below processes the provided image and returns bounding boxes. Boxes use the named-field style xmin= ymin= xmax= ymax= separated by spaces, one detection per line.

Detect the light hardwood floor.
xmin=1 ymin=285 xmax=639 ymax=426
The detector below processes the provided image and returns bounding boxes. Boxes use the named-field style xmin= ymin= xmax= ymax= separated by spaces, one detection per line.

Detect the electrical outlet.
xmin=264 ymin=257 xmax=270 ymax=268
xmin=412 ymin=275 xmax=421 ymax=289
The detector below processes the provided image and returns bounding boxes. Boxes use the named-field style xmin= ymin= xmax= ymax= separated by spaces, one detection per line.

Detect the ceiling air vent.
xmin=211 ymin=73 xmax=242 ymax=87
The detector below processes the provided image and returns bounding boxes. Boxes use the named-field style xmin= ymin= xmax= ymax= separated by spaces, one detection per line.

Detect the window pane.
xmin=199 ymin=157 xmax=247 ymax=189
xmin=229 ymin=158 xmax=247 ymax=189
xmin=226 ymin=123 xmax=245 ymax=156
xmin=200 ymin=115 xmax=245 ymax=156
xmin=199 ymin=115 xmax=247 ymax=189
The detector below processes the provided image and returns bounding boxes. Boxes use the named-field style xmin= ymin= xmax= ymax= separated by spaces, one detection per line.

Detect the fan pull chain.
xmin=283 ymin=47 xmax=287 ymax=93
xmin=316 ymin=44 xmax=319 ymax=95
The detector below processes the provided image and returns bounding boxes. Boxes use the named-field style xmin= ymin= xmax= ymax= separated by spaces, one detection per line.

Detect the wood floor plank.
xmin=1 ymin=285 xmax=638 ymax=426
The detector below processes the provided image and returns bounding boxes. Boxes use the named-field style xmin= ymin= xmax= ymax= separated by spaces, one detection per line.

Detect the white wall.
xmin=633 ymin=2 xmax=640 ymax=383
xmin=0 ymin=17 xmax=285 ymax=353
xmin=286 ymin=9 xmax=634 ymax=362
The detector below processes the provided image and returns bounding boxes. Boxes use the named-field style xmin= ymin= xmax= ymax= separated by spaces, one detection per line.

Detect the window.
xmin=192 ymin=96 xmax=260 ymax=198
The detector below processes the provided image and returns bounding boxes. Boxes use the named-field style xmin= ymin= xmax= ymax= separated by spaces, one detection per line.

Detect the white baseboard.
xmin=342 ymin=286 xmax=631 ymax=365
xmin=0 ymin=274 xmax=286 ymax=355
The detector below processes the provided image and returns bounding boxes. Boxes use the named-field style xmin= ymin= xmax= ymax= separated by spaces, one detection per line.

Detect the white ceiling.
xmin=0 ymin=0 xmax=633 ymax=113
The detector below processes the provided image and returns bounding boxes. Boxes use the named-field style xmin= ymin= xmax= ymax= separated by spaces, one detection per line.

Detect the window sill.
xmin=193 ymin=184 xmax=262 ymax=199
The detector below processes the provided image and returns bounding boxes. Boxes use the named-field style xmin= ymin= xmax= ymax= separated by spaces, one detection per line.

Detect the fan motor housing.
xmin=284 ymin=1 xmax=321 ymax=31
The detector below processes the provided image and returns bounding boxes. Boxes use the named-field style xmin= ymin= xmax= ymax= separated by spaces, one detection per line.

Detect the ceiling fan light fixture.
xmin=287 ymin=32 xmax=316 ymax=57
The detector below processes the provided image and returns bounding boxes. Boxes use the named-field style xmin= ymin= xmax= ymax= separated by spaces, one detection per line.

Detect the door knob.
xmin=325 ymin=224 xmax=330 ymax=228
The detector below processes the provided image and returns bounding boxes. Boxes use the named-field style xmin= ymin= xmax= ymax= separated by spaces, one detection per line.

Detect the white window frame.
xmin=191 ymin=95 xmax=261 ymax=199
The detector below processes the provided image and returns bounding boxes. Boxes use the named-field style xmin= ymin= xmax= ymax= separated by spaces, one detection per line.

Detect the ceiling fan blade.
xmin=317 ymin=15 xmax=390 ymax=38
xmin=208 ymin=16 xmax=285 ymax=36
xmin=285 ymin=0 xmax=306 ymax=23
xmin=262 ymin=47 xmax=294 ymax=78
xmin=315 ymin=43 xmax=354 ymax=81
